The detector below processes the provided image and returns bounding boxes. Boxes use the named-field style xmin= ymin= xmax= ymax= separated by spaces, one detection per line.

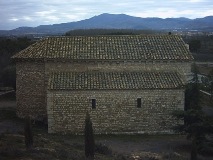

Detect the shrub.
xmin=95 ymin=143 xmax=112 ymax=156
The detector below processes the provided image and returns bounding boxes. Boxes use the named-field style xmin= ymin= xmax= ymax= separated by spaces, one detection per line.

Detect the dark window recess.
xmin=92 ymin=99 xmax=96 ymax=109
xmin=137 ymin=98 xmax=142 ymax=108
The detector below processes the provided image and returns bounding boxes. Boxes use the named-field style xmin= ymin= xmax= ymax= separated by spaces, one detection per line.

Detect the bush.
xmin=95 ymin=143 xmax=112 ymax=155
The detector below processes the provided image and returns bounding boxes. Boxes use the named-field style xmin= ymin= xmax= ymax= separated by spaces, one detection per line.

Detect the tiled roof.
xmin=48 ymin=71 xmax=184 ymax=90
xmin=12 ymin=35 xmax=193 ymax=61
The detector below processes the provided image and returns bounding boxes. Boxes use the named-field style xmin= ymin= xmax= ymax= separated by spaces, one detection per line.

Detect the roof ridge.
xmin=12 ymin=35 xmax=193 ymax=61
xmin=45 ymin=34 xmax=181 ymax=39
xmin=50 ymin=70 xmax=180 ymax=73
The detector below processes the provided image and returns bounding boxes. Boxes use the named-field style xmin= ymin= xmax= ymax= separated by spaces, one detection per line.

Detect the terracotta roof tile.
xmin=48 ymin=71 xmax=184 ymax=90
xmin=12 ymin=35 xmax=193 ymax=61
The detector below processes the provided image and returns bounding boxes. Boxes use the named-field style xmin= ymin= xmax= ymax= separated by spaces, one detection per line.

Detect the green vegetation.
xmin=173 ymin=64 xmax=213 ymax=160
xmin=181 ymin=35 xmax=213 ymax=61
xmin=84 ymin=112 xmax=95 ymax=159
xmin=195 ymin=64 xmax=213 ymax=106
xmin=188 ymin=39 xmax=201 ymax=52
xmin=65 ymin=29 xmax=162 ymax=36
xmin=0 ymin=37 xmax=34 ymax=89
xmin=183 ymin=35 xmax=213 ymax=54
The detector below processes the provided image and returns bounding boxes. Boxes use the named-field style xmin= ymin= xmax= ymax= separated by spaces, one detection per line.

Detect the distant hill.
xmin=1 ymin=13 xmax=213 ymax=36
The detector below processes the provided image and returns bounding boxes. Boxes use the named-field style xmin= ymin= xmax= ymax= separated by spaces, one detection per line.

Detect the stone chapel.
xmin=12 ymin=35 xmax=193 ymax=134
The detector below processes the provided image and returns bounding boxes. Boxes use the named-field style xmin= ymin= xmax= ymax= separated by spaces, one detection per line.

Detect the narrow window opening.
xmin=137 ymin=98 xmax=141 ymax=108
xmin=92 ymin=99 xmax=96 ymax=109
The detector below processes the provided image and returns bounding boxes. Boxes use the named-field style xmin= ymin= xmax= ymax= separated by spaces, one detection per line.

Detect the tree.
xmin=0 ymin=37 xmax=34 ymax=89
xmin=1 ymin=65 xmax=16 ymax=89
xmin=24 ymin=116 xmax=33 ymax=150
xmin=207 ymin=69 xmax=213 ymax=104
xmin=173 ymin=64 xmax=213 ymax=160
xmin=84 ymin=112 xmax=95 ymax=159
xmin=188 ymin=39 xmax=201 ymax=52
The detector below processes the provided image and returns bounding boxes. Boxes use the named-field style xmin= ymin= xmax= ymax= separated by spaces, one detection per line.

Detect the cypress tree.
xmin=24 ymin=116 xmax=33 ymax=149
xmin=84 ymin=112 xmax=95 ymax=159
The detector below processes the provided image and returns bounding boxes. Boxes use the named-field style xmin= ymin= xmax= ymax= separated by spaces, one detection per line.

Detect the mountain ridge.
xmin=1 ymin=13 xmax=213 ymax=36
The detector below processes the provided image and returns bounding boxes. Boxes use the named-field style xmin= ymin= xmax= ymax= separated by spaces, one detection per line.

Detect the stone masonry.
xmin=47 ymin=90 xmax=184 ymax=134
xmin=16 ymin=61 xmax=46 ymax=119
xmin=12 ymin=35 xmax=194 ymax=134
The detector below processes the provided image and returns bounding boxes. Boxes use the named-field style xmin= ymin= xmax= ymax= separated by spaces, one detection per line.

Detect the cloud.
xmin=9 ymin=18 xmax=19 ymax=22
xmin=22 ymin=16 xmax=33 ymax=21
xmin=36 ymin=10 xmax=57 ymax=17
xmin=189 ymin=0 xmax=205 ymax=2
xmin=130 ymin=7 xmax=213 ymax=19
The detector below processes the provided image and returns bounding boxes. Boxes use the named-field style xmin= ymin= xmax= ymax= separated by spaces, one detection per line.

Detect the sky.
xmin=0 ymin=0 xmax=213 ymax=30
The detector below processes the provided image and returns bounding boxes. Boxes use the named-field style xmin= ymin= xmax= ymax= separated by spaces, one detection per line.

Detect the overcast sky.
xmin=0 ymin=0 xmax=213 ymax=30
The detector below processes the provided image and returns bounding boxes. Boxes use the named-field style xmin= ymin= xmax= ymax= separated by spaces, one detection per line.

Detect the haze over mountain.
xmin=1 ymin=13 xmax=213 ymax=36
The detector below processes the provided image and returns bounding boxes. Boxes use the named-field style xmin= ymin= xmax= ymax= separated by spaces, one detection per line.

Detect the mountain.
xmin=184 ymin=16 xmax=213 ymax=30
xmin=1 ymin=13 xmax=213 ymax=36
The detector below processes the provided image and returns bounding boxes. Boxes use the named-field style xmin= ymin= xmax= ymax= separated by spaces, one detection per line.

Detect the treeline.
xmin=0 ymin=37 xmax=34 ymax=89
xmin=182 ymin=35 xmax=213 ymax=54
xmin=65 ymin=29 xmax=162 ymax=36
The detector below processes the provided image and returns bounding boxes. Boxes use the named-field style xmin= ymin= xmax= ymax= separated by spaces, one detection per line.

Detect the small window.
xmin=92 ymin=99 xmax=96 ymax=109
xmin=137 ymin=98 xmax=142 ymax=108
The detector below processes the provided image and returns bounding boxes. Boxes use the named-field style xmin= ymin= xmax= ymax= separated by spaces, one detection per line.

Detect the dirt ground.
xmin=98 ymin=135 xmax=189 ymax=154
xmin=96 ymin=135 xmax=193 ymax=160
xmin=0 ymin=93 xmax=23 ymax=134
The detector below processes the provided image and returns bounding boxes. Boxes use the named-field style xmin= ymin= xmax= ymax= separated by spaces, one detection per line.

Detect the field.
xmin=0 ymin=92 xmax=212 ymax=160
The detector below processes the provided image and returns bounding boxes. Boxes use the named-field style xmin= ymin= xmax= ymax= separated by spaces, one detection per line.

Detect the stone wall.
xmin=47 ymin=89 xmax=184 ymax=134
xmin=45 ymin=61 xmax=192 ymax=83
xmin=16 ymin=62 xmax=46 ymax=119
